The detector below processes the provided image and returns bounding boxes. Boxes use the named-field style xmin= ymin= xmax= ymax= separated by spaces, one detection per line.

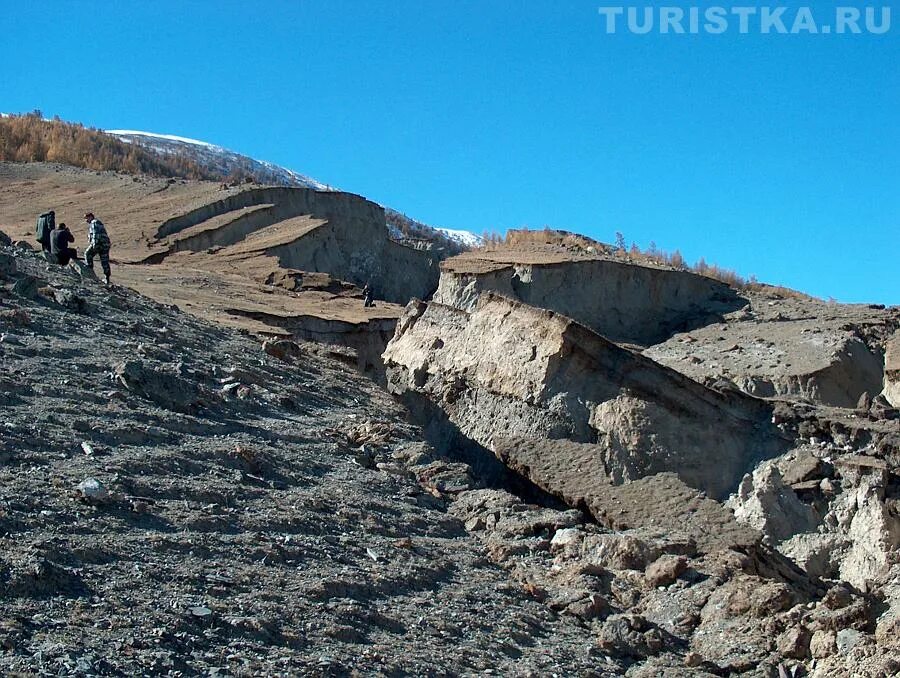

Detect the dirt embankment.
xmin=149 ymin=185 xmax=441 ymax=304
xmin=384 ymin=293 xmax=784 ymax=500
xmin=437 ymin=248 xmax=747 ymax=345
xmin=438 ymin=244 xmax=898 ymax=411
xmin=0 ymin=162 xmax=442 ymax=366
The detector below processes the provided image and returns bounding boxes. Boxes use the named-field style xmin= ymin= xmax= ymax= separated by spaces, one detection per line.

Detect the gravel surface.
xmin=0 ymin=245 xmax=606 ymax=676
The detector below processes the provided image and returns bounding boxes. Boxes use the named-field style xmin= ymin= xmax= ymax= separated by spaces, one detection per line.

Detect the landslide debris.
xmin=644 ymin=287 xmax=898 ymax=409
xmin=0 ymin=242 xmax=605 ymax=675
xmin=384 ymin=294 xmax=784 ymax=500
xmin=382 ymin=277 xmax=899 ymax=675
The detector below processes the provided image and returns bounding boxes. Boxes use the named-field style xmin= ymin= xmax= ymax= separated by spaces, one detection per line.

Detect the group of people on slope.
xmin=35 ymin=210 xmax=112 ymax=285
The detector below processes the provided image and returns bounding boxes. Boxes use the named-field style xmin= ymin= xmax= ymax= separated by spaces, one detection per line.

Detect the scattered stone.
xmin=856 ymin=391 xmax=872 ymax=411
xmin=809 ymin=629 xmax=837 ymax=658
xmin=780 ymin=449 xmax=827 ymax=486
xmin=644 ymin=555 xmax=688 ymax=588
xmin=130 ymin=500 xmax=149 ymax=514
xmin=727 ymin=463 xmax=819 ymax=542
xmin=221 ymin=381 xmax=241 ymax=397
xmin=550 ymin=527 xmax=585 ymax=553
xmin=564 ymin=593 xmax=606 ymax=620
xmin=76 ymin=478 xmax=109 ymax=503
xmin=684 ymin=651 xmax=703 ymax=667
xmin=582 ymin=534 xmax=654 ymax=571
xmin=52 ymin=288 xmax=87 ymax=312
xmin=413 ymin=460 xmax=476 ymax=494
xmin=835 ymin=628 xmax=864 ymax=654
xmin=69 ymin=259 xmax=97 ymax=280
xmin=12 ymin=275 xmax=39 ymax=299
xmin=262 ymin=338 xmax=303 ymax=362
xmin=0 ymin=308 xmax=31 ymax=326
xmin=113 ymin=360 xmax=201 ymax=413
xmin=776 ymin=626 xmax=811 ymax=659
xmin=597 ymin=614 xmax=664 ymax=658
xmin=0 ymin=252 xmax=16 ymax=277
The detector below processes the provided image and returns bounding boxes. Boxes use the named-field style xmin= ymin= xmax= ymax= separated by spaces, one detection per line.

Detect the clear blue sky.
xmin=3 ymin=1 xmax=898 ymax=303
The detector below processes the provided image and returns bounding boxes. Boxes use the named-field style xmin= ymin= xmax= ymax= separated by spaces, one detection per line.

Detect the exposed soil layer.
xmin=384 ymin=294 xmax=784 ymax=500
xmin=437 ymin=247 xmax=746 ymax=345
xmin=0 ymin=163 xmax=438 ymax=364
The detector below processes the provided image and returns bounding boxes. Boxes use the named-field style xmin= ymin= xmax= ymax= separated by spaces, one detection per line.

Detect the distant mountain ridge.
xmin=107 ymin=129 xmax=482 ymax=249
xmin=107 ymin=130 xmax=332 ymax=191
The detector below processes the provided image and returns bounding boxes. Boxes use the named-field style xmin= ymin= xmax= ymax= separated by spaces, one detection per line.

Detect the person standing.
xmin=49 ymin=223 xmax=77 ymax=266
xmin=362 ymin=282 xmax=375 ymax=308
xmin=35 ymin=210 xmax=55 ymax=253
xmin=83 ymin=212 xmax=112 ymax=285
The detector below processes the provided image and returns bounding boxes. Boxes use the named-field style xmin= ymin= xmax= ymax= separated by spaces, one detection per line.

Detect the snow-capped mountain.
xmin=107 ymin=130 xmax=332 ymax=191
xmin=106 ymin=129 xmax=482 ymax=250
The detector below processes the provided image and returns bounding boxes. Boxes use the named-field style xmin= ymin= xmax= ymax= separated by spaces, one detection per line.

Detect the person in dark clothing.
xmin=362 ymin=283 xmax=375 ymax=308
xmin=35 ymin=210 xmax=55 ymax=253
xmin=49 ymin=223 xmax=77 ymax=266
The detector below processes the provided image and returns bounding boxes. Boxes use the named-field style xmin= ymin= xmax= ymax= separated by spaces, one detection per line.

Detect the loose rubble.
xmin=0 ymin=242 xmax=605 ymax=675
xmin=2 ymin=210 xmax=898 ymax=676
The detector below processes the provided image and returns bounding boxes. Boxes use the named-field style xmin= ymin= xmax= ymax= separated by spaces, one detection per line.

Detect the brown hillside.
xmin=0 ymin=113 xmax=219 ymax=180
xmin=0 ymin=162 xmax=411 ymax=367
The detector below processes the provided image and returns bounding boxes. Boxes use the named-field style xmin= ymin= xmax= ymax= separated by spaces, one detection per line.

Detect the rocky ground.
xmin=0 ymin=240 xmax=608 ymax=676
xmin=644 ymin=288 xmax=898 ymax=409
xmin=2 ymin=208 xmax=899 ymax=677
xmin=383 ymin=272 xmax=900 ymax=676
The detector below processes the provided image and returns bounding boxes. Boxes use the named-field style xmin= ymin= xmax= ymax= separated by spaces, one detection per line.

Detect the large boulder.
xmin=726 ymin=462 xmax=820 ymax=542
xmin=384 ymin=294 xmax=785 ymax=500
xmin=113 ymin=360 xmax=202 ymax=413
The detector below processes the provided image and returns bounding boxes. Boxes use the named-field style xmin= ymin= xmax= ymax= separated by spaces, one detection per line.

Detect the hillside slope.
xmin=0 ymin=162 xmax=432 ymax=368
xmin=0 ymin=115 xmax=480 ymax=250
xmin=107 ymin=129 xmax=481 ymax=250
xmin=0 ymin=238 xmax=601 ymax=675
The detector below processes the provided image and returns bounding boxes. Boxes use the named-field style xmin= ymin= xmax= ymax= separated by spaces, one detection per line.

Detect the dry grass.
xmin=0 ymin=112 xmax=220 ymax=180
xmin=503 ymin=227 xmax=610 ymax=252
xmin=743 ymin=282 xmax=819 ymax=302
xmin=474 ymin=227 xmax=813 ymax=296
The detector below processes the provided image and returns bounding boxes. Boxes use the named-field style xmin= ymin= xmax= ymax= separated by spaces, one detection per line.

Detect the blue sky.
xmin=3 ymin=1 xmax=898 ymax=303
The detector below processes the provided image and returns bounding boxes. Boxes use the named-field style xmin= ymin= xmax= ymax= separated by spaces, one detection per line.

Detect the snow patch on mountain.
xmin=436 ymin=228 xmax=483 ymax=247
xmin=106 ymin=130 xmax=218 ymax=148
